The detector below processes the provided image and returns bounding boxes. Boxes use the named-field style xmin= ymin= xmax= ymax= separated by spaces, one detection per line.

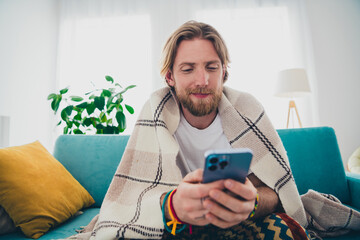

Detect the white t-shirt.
xmin=174 ymin=113 xmax=231 ymax=172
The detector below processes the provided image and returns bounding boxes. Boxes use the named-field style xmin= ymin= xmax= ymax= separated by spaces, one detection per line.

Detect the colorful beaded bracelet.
xmin=248 ymin=193 xmax=259 ymax=219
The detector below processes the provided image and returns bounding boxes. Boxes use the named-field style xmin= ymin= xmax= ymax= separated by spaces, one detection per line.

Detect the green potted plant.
xmin=47 ymin=75 xmax=136 ymax=134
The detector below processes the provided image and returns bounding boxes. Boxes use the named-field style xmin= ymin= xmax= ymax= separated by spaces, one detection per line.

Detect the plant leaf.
xmin=51 ymin=99 xmax=56 ymax=111
xmin=63 ymin=126 xmax=69 ymax=134
xmin=125 ymin=104 xmax=134 ymax=114
xmin=73 ymin=129 xmax=83 ymax=134
xmin=60 ymin=88 xmax=69 ymax=94
xmin=99 ymin=112 xmax=107 ymax=123
xmin=66 ymin=120 xmax=73 ymax=128
xmin=76 ymin=102 xmax=88 ymax=109
xmin=83 ymin=118 xmax=93 ymax=127
xmin=64 ymin=105 xmax=73 ymax=115
xmin=103 ymin=126 xmax=115 ymax=134
xmin=86 ymin=103 xmax=96 ymax=115
xmin=61 ymin=108 xmax=68 ymax=121
xmin=74 ymin=113 xmax=82 ymax=121
xmin=119 ymin=85 xmax=136 ymax=94
xmin=107 ymin=103 xmax=116 ymax=114
xmin=47 ymin=93 xmax=57 ymax=100
xmin=106 ymin=96 xmax=114 ymax=108
xmin=116 ymin=111 xmax=126 ymax=130
xmin=53 ymin=95 xmax=62 ymax=113
xmin=70 ymin=96 xmax=84 ymax=102
xmin=101 ymin=89 xmax=111 ymax=97
xmin=105 ymin=75 xmax=114 ymax=83
xmin=94 ymin=96 xmax=105 ymax=111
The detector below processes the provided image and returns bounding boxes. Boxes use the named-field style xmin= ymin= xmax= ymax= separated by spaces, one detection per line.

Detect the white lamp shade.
xmin=275 ymin=68 xmax=311 ymax=98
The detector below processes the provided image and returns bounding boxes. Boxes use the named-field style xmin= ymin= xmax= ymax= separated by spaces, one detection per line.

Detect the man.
xmin=73 ymin=21 xmax=308 ymax=239
xmin=160 ymin=23 xmax=282 ymax=229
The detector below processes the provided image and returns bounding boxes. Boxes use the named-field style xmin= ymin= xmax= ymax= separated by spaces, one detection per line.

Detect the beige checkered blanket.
xmin=301 ymin=190 xmax=360 ymax=238
xmin=68 ymin=86 xmax=359 ymax=239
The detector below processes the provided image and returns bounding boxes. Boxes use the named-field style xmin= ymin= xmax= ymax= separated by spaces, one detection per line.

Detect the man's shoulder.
xmin=149 ymin=86 xmax=172 ymax=101
xmin=223 ymin=86 xmax=262 ymax=109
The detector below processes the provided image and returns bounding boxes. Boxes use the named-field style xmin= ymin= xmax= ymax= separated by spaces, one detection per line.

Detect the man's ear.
xmin=222 ymin=65 xmax=227 ymax=81
xmin=165 ymin=71 xmax=175 ymax=87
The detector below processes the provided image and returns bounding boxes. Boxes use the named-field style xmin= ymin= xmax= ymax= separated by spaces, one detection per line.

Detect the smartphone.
xmin=202 ymin=148 xmax=253 ymax=184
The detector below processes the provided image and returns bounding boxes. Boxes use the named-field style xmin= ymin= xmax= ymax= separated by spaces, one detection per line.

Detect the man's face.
xmin=166 ymin=38 xmax=225 ymax=117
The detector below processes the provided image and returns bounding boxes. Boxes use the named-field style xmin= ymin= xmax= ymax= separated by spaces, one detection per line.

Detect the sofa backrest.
xmin=53 ymin=135 xmax=130 ymax=208
xmin=53 ymin=127 xmax=350 ymax=208
xmin=277 ymin=127 xmax=350 ymax=203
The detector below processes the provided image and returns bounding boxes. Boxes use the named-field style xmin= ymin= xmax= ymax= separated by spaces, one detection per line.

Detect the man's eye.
xmin=207 ymin=66 xmax=219 ymax=71
xmin=182 ymin=68 xmax=193 ymax=73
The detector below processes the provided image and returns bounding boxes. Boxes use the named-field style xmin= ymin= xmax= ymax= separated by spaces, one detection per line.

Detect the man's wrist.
xmin=161 ymin=192 xmax=171 ymax=220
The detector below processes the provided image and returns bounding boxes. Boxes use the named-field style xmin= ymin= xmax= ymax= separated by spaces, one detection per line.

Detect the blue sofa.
xmin=1 ymin=127 xmax=359 ymax=239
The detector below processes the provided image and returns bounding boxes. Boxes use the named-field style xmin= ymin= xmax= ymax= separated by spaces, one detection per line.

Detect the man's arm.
xmin=247 ymin=173 xmax=283 ymax=218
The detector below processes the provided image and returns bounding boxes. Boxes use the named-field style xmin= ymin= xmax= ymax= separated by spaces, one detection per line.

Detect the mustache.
xmin=186 ymin=88 xmax=214 ymax=94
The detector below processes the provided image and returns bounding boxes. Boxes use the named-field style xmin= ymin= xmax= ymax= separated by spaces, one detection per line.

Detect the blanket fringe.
xmin=307 ymin=230 xmax=323 ymax=240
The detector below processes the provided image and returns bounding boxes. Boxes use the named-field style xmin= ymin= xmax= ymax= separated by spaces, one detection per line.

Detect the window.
xmin=57 ymin=15 xmax=152 ymax=134
xmin=197 ymin=7 xmax=298 ymax=127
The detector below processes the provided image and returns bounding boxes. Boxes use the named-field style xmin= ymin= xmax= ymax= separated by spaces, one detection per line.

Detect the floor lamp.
xmin=275 ymin=68 xmax=311 ymax=128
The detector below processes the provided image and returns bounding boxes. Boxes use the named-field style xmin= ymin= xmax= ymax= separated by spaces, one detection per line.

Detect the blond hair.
xmin=160 ymin=21 xmax=230 ymax=82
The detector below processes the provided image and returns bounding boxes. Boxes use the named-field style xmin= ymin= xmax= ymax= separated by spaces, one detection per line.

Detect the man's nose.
xmin=195 ymin=68 xmax=209 ymax=86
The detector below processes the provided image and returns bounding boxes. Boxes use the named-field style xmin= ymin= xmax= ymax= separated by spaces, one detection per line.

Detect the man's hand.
xmin=202 ymin=178 xmax=257 ymax=228
xmin=163 ymin=169 xmax=225 ymax=226
xmin=161 ymin=171 xmax=280 ymax=229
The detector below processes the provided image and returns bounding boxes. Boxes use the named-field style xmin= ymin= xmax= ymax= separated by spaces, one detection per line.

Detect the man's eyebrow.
xmin=206 ymin=60 xmax=221 ymax=65
xmin=178 ymin=60 xmax=221 ymax=67
xmin=178 ymin=62 xmax=195 ymax=67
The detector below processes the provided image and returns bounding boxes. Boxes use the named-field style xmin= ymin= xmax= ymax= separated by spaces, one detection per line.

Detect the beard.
xmin=175 ymin=85 xmax=223 ymax=117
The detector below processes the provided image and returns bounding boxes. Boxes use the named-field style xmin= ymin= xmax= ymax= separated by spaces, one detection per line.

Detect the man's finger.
xmin=208 ymin=188 xmax=254 ymax=215
xmin=224 ymin=178 xmax=257 ymax=201
xmin=177 ymin=180 xmax=225 ymax=199
xmin=183 ymin=169 xmax=204 ymax=183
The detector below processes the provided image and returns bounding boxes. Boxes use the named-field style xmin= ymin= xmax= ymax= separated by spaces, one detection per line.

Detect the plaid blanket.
xmin=301 ymin=190 xmax=360 ymax=238
xmin=68 ymin=86 xmax=358 ymax=239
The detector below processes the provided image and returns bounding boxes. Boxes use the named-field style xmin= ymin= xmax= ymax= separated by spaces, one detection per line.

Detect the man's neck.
xmin=181 ymin=106 xmax=217 ymax=130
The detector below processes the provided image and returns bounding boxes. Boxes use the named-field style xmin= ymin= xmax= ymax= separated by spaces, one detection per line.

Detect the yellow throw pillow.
xmin=0 ymin=141 xmax=95 ymax=239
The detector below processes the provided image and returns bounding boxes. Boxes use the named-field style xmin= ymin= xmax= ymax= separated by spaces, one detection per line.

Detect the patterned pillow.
xmin=162 ymin=213 xmax=310 ymax=239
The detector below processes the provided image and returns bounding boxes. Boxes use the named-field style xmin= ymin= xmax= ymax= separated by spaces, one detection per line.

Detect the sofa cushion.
xmin=0 ymin=141 xmax=95 ymax=239
xmin=277 ymin=127 xmax=350 ymax=203
xmin=0 ymin=208 xmax=100 ymax=240
xmin=53 ymin=135 xmax=130 ymax=207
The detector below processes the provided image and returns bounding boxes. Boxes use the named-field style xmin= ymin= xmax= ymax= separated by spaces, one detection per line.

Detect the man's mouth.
xmin=188 ymin=89 xmax=213 ymax=99
xmin=191 ymin=93 xmax=210 ymax=99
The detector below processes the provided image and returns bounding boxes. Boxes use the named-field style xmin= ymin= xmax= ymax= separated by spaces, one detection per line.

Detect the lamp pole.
xmin=286 ymin=100 xmax=302 ymax=128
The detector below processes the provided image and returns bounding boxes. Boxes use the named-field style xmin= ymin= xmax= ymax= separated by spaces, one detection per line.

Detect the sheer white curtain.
xmin=56 ymin=0 xmax=316 ymax=135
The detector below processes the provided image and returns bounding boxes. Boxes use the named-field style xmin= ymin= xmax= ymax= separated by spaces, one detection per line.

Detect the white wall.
xmin=304 ymin=0 xmax=360 ymax=166
xmin=0 ymin=0 xmax=59 ymax=151
xmin=1 ymin=0 xmax=359 ymax=166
